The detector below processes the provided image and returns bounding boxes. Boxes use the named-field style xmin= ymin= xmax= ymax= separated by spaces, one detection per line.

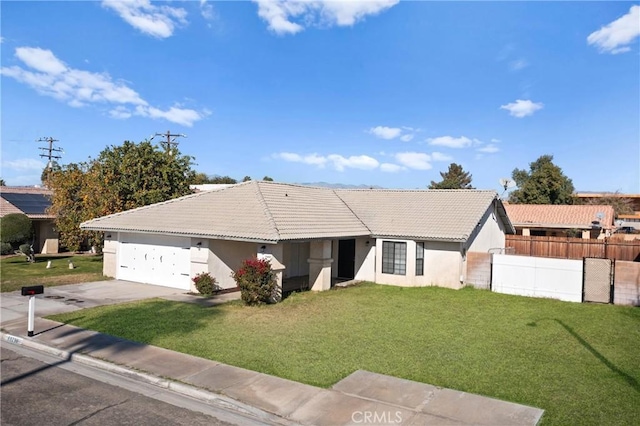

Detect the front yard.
xmin=1 ymin=254 xmax=106 ymax=292
xmin=49 ymin=283 xmax=640 ymax=425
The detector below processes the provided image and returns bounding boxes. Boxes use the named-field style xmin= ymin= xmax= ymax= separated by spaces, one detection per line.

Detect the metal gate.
xmin=582 ymin=258 xmax=614 ymax=303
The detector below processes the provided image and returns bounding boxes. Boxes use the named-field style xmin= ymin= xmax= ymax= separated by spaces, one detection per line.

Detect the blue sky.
xmin=1 ymin=1 xmax=639 ymax=194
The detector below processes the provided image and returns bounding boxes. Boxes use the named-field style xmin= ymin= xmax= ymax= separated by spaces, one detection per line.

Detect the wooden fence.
xmin=505 ymin=235 xmax=640 ymax=262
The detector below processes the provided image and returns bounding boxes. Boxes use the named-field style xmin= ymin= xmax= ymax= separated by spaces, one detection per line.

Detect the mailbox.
xmin=21 ymin=285 xmax=44 ymax=296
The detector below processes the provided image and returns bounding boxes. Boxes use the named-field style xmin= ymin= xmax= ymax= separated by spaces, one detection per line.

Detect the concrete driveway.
xmin=1 ymin=280 xmax=186 ymax=326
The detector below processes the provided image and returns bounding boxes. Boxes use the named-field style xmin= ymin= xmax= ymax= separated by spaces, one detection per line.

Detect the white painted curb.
xmin=1 ymin=332 xmax=294 ymax=425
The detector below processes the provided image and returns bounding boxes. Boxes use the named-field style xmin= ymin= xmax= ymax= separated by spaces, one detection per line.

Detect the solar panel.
xmin=0 ymin=193 xmax=51 ymax=215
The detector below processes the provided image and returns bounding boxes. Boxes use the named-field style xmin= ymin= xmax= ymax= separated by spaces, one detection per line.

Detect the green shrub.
xmin=232 ymin=258 xmax=278 ymax=305
xmin=0 ymin=242 xmax=13 ymax=255
xmin=192 ymin=272 xmax=218 ymax=296
xmin=19 ymin=243 xmax=32 ymax=255
xmin=0 ymin=213 xmax=33 ymax=245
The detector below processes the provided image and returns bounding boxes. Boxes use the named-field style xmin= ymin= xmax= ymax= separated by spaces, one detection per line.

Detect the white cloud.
xmin=509 ymin=58 xmax=528 ymax=71
xmin=395 ymin=152 xmax=432 ymax=170
xmin=274 ymin=152 xmax=328 ymax=167
xmin=369 ymin=126 xmax=402 ymax=140
xmin=427 ymin=136 xmax=473 ymax=149
xmin=477 ymin=144 xmax=500 ymax=153
xmin=587 ymin=5 xmax=640 ymax=54
xmin=327 ymin=154 xmax=379 ymax=171
xmin=135 ymin=105 xmax=209 ymax=127
xmin=200 ymin=0 xmax=215 ymax=21
xmin=253 ymin=0 xmax=398 ymax=35
xmin=274 ymin=152 xmax=378 ymax=171
xmin=500 ymin=99 xmax=544 ymax=118
xmin=102 ymin=0 xmax=188 ymax=39
xmin=431 ymin=152 xmax=453 ymax=162
xmin=380 ymin=163 xmax=405 ymax=173
xmin=369 ymin=125 xmax=418 ymax=142
xmin=1 ymin=46 xmax=208 ymax=127
xmin=15 ymin=47 xmax=67 ymax=74
xmin=109 ymin=106 xmax=132 ymax=119
xmin=2 ymin=158 xmax=46 ymax=171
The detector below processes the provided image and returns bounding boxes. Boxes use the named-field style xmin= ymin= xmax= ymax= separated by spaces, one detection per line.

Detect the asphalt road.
xmin=0 ymin=344 xmax=268 ymax=426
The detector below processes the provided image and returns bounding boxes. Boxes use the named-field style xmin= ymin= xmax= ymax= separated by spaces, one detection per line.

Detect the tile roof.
xmin=81 ymin=181 xmax=510 ymax=243
xmin=504 ymin=204 xmax=615 ymax=230
xmin=0 ymin=186 xmax=54 ymax=219
xmin=336 ymin=189 xmax=508 ymax=241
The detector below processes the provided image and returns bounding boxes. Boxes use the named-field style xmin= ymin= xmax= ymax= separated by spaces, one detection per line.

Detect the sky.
xmin=1 ymin=1 xmax=639 ymax=194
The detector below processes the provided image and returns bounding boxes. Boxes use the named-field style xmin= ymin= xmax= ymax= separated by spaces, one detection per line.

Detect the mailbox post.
xmin=21 ymin=285 xmax=44 ymax=337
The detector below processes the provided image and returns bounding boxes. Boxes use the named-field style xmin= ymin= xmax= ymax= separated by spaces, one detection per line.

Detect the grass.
xmin=48 ymin=283 xmax=640 ymax=425
xmin=1 ymin=254 xmax=107 ymax=292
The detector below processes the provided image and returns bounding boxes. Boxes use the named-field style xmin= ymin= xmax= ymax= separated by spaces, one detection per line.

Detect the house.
xmin=504 ymin=204 xmax=615 ymax=239
xmin=80 ymin=181 xmax=514 ymax=292
xmin=575 ymin=193 xmax=640 ymax=231
xmin=0 ymin=186 xmax=59 ymax=253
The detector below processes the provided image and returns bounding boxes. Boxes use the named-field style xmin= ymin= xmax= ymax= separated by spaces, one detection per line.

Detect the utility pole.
xmin=152 ymin=130 xmax=186 ymax=154
xmin=37 ymin=137 xmax=63 ymax=169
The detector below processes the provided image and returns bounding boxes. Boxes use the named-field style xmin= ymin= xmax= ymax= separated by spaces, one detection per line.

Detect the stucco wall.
xmin=374 ymin=239 xmax=462 ymax=289
xmin=208 ymin=239 xmax=258 ymax=289
xmin=102 ymin=236 xmax=118 ymax=278
xmin=354 ymin=238 xmax=376 ymax=281
xmin=467 ymin=204 xmax=507 ymax=253
xmin=35 ymin=220 xmax=58 ymax=254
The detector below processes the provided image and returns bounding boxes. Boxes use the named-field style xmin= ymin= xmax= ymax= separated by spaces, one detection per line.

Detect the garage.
xmin=117 ymin=233 xmax=191 ymax=290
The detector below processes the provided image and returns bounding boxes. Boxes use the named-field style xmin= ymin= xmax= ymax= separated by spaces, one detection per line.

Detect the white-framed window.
xmin=416 ymin=242 xmax=425 ymax=276
xmin=382 ymin=241 xmax=406 ymax=275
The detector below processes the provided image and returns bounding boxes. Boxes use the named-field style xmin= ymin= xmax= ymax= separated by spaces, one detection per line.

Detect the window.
xmin=416 ymin=242 xmax=424 ymax=276
xmin=382 ymin=241 xmax=406 ymax=275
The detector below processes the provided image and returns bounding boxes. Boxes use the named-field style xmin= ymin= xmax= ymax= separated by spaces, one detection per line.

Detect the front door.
xmin=337 ymin=239 xmax=356 ymax=279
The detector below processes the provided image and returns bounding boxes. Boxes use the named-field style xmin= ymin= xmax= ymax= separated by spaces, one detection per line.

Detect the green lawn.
xmin=48 ymin=283 xmax=640 ymax=425
xmin=1 ymin=254 xmax=107 ymax=292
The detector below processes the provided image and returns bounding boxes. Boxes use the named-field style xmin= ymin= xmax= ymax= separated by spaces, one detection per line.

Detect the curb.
xmin=1 ymin=332 xmax=294 ymax=426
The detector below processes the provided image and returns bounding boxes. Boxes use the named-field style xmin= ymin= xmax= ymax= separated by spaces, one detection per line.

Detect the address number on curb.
xmin=4 ymin=335 xmax=23 ymax=345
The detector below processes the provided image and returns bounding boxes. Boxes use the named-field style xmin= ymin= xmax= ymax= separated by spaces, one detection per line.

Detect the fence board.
xmin=505 ymin=235 xmax=640 ymax=262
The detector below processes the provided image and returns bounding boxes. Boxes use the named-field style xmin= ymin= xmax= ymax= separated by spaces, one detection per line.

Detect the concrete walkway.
xmin=1 ymin=282 xmax=544 ymax=425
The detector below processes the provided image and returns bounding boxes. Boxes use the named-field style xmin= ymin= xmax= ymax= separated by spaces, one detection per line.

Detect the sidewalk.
xmin=1 ymin=315 xmax=544 ymax=426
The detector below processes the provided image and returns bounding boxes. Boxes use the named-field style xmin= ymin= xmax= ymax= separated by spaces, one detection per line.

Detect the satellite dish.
xmin=596 ymin=212 xmax=605 ymax=221
xmin=615 ymin=219 xmax=624 ymax=227
xmin=498 ymin=178 xmax=516 ymax=191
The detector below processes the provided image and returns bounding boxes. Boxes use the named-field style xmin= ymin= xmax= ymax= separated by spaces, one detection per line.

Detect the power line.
xmin=151 ymin=130 xmax=186 ymax=154
xmin=37 ymin=137 xmax=63 ymax=168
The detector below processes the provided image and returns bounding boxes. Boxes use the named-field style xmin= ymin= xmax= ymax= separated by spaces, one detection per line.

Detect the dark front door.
xmin=338 ymin=239 xmax=356 ymax=279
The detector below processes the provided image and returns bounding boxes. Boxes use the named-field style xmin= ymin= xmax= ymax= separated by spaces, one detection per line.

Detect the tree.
xmin=509 ymin=155 xmax=575 ymax=205
xmin=576 ymin=192 xmax=634 ymax=217
xmin=46 ymin=140 xmax=195 ymax=251
xmin=429 ymin=163 xmax=474 ymax=189
xmin=242 ymin=176 xmax=252 ymax=182
xmin=263 ymin=176 xmax=274 ymax=182
xmin=41 ymin=161 xmax=61 ymax=185
xmin=0 ymin=178 xmax=5 ymax=186
xmin=189 ymin=173 xmax=237 ymax=185
xmin=0 ymin=213 xmax=33 ymax=247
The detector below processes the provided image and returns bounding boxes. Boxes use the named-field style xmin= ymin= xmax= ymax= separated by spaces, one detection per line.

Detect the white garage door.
xmin=118 ymin=233 xmax=191 ymax=290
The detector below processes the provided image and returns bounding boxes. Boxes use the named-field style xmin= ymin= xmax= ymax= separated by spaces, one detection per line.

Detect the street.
xmin=1 ymin=344 xmax=268 ymax=426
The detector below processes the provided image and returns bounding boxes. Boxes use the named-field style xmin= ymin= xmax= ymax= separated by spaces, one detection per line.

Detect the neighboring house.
xmin=575 ymin=193 xmax=640 ymax=231
xmin=0 ymin=186 xmax=59 ymax=253
xmin=504 ymin=204 xmax=615 ymax=239
xmin=81 ymin=181 xmax=513 ymax=292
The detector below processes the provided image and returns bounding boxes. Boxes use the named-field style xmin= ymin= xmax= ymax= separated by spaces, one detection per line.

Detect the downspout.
xmin=459 ymin=241 xmax=466 ymax=287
